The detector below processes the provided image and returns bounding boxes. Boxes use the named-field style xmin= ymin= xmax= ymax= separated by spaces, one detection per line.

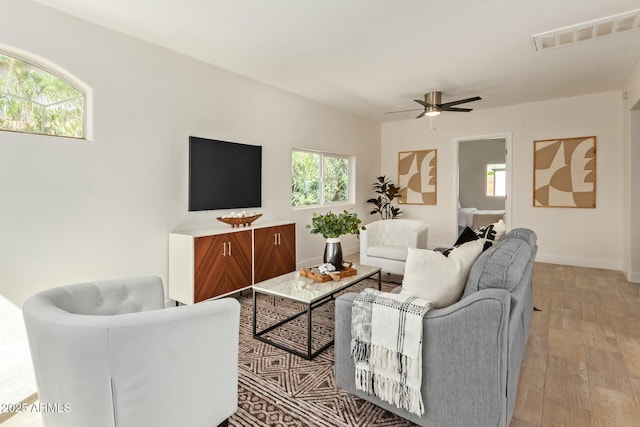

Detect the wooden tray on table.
xmin=299 ymin=262 xmax=357 ymax=282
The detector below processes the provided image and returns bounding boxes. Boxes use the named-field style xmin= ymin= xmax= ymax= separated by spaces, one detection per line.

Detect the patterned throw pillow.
xmin=438 ymin=226 xmax=491 ymax=257
xmin=437 ymin=219 xmax=507 ymax=258
xmin=454 ymin=226 xmax=478 ymax=246
xmin=474 ymin=219 xmax=507 ymax=242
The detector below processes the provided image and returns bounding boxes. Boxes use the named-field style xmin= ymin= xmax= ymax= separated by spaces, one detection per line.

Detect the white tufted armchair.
xmin=23 ymin=276 xmax=239 ymax=427
xmin=359 ymin=219 xmax=429 ymax=275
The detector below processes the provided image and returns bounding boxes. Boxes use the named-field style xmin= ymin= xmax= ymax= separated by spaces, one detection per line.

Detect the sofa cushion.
xmin=400 ymin=239 xmax=484 ymax=308
xmin=367 ymin=245 xmax=408 ymax=261
xmin=463 ymin=237 xmax=533 ymax=297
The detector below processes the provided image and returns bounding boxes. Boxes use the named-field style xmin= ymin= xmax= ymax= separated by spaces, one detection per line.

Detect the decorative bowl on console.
xmin=217 ymin=213 xmax=262 ymax=228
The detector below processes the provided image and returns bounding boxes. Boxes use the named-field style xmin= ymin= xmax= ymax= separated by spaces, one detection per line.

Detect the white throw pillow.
xmin=400 ymin=239 xmax=484 ymax=308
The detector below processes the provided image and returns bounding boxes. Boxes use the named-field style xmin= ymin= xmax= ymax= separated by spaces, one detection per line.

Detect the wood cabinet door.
xmin=275 ymin=223 xmax=296 ymax=275
xmin=253 ymin=227 xmax=277 ymax=283
xmin=193 ymin=234 xmax=227 ymax=302
xmin=193 ymin=230 xmax=252 ymax=302
xmin=224 ymin=230 xmax=252 ymax=293
xmin=254 ymin=224 xmax=296 ymax=282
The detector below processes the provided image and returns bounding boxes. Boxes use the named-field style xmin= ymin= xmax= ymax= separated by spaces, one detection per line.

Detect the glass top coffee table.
xmin=252 ymin=263 xmax=382 ymax=360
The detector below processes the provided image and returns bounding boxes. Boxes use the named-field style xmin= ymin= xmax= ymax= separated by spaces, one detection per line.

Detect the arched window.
xmin=0 ymin=50 xmax=87 ymax=139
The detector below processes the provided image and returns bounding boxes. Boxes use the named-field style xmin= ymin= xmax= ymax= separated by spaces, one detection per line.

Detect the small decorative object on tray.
xmin=217 ymin=211 xmax=262 ymax=228
xmin=299 ymin=262 xmax=357 ymax=282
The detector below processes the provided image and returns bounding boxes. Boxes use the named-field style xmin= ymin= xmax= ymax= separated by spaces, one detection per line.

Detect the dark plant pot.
xmin=324 ymin=238 xmax=343 ymax=270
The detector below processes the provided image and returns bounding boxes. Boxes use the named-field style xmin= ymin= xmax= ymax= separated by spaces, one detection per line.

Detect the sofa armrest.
xmin=335 ymin=289 xmax=510 ymax=427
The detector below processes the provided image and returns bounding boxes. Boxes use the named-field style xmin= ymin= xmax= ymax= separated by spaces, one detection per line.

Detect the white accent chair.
xmin=359 ymin=219 xmax=429 ymax=275
xmin=22 ymin=276 xmax=239 ymax=427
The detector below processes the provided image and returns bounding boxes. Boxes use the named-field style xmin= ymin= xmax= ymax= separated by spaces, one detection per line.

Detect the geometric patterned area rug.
xmin=230 ymin=278 xmax=416 ymax=427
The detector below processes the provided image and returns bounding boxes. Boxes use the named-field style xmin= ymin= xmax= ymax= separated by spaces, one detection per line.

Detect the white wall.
xmin=381 ymin=92 xmax=624 ymax=270
xmin=0 ymin=0 xmax=380 ymax=306
xmin=623 ymin=60 xmax=640 ymax=282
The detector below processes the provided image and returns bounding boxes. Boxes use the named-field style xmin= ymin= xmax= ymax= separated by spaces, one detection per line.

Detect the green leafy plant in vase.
xmin=306 ymin=210 xmax=364 ymax=270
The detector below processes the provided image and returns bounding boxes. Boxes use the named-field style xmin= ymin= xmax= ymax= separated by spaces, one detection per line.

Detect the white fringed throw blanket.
xmin=351 ymin=288 xmax=431 ymax=416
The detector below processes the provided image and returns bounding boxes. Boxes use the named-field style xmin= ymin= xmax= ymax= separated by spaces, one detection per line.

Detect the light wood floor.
xmin=510 ymin=262 xmax=640 ymax=427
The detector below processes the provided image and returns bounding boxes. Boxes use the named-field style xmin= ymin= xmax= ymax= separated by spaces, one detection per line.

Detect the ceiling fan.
xmin=386 ymin=91 xmax=482 ymax=119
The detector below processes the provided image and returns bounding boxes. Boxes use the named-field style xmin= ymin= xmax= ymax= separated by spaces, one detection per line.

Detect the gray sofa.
xmin=335 ymin=228 xmax=537 ymax=427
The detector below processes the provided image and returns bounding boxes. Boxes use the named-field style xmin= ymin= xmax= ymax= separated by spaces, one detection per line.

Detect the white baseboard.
xmin=627 ymin=271 xmax=640 ymax=284
xmin=535 ymin=253 xmax=622 ymax=272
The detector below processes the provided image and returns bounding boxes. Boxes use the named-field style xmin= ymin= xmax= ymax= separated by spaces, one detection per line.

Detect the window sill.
xmin=292 ymin=202 xmax=356 ymax=212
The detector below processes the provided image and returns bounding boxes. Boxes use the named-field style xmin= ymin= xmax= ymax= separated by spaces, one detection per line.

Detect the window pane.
xmin=0 ymin=52 xmax=85 ymax=138
xmin=291 ymin=151 xmax=321 ymax=207
xmin=0 ymin=94 xmax=43 ymax=134
xmin=324 ymin=156 xmax=349 ymax=203
xmin=494 ymin=170 xmax=506 ymax=197
xmin=486 ymin=163 xmax=506 ymax=197
xmin=43 ymin=98 xmax=84 ymax=138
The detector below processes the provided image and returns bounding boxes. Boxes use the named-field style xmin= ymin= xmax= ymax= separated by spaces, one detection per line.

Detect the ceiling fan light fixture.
xmin=425 ymin=108 xmax=441 ymax=117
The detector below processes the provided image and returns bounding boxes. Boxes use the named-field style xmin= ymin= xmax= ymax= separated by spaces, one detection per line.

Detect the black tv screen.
xmin=189 ymin=136 xmax=262 ymax=211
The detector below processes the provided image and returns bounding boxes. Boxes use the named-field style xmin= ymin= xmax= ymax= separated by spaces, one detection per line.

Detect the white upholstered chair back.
xmin=23 ymin=276 xmax=239 ymax=427
xmin=360 ymin=219 xmax=429 ymax=275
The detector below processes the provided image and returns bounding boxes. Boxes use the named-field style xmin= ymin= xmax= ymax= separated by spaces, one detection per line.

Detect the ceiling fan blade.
xmin=415 ymin=111 xmax=427 ymax=119
xmin=441 ymin=107 xmax=473 ymax=112
xmin=384 ymin=108 xmax=423 ymax=114
xmin=439 ymin=96 xmax=482 ymax=108
xmin=414 ymin=99 xmax=437 ymax=108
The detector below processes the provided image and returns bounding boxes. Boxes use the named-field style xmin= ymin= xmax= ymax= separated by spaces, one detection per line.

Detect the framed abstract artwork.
xmin=398 ymin=149 xmax=437 ymax=205
xmin=533 ymin=136 xmax=596 ymax=208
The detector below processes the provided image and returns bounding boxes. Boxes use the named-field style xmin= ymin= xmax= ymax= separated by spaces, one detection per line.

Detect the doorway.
xmin=454 ymin=133 xmax=512 ymax=236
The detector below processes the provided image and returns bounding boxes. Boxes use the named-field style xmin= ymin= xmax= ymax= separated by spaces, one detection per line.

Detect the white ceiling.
xmin=33 ymin=0 xmax=640 ymax=122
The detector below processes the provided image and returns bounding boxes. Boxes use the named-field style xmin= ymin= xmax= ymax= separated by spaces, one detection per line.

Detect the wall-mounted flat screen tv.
xmin=189 ymin=136 xmax=262 ymax=211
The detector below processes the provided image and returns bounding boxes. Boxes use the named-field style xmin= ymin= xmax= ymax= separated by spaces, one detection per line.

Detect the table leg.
xmin=377 ymin=270 xmax=382 ymax=290
xmin=252 ymin=290 xmax=257 ymax=337
xmin=307 ymin=303 xmax=312 ymax=359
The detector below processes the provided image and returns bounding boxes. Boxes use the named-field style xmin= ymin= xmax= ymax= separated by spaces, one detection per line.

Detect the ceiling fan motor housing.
xmin=425 ymin=91 xmax=441 ymax=105
xmin=424 ymin=91 xmax=442 ymax=116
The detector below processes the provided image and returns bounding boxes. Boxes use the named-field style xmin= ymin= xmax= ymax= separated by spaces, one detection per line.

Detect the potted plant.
xmin=367 ymin=175 xmax=403 ymax=219
xmin=306 ymin=210 xmax=364 ymax=269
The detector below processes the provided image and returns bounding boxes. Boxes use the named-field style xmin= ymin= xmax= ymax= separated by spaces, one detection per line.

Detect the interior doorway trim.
xmin=453 ymin=132 xmax=513 ymax=234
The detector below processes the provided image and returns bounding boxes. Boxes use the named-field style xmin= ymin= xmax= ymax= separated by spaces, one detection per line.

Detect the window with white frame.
xmin=291 ymin=149 xmax=352 ymax=208
xmin=0 ymin=51 xmax=86 ymax=139
xmin=486 ymin=163 xmax=506 ymax=197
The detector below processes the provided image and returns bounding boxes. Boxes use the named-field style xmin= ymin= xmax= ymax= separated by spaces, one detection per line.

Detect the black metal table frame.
xmin=252 ymin=269 xmax=382 ymax=360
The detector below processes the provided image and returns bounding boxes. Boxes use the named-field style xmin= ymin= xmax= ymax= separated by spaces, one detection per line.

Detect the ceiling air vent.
xmin=532 ymin=8 xmax=640 ymax=51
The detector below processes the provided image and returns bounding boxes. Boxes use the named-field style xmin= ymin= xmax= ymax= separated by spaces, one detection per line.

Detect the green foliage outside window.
xmin=292 ymin=151 xmax=321 ymax=207
xmin=291 ymin=150 xmax=350 ymax=208
xmin=324 ymin=156 xmax=348 ymax=203
xmin=0 ymin=52 xmax=84 ymax=138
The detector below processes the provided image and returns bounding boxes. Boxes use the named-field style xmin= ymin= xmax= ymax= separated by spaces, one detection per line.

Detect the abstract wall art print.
xmin=533 ymin=136 xmax=596 ymax=208
xmin=398 ymin=149 xmax=437 ymax=205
